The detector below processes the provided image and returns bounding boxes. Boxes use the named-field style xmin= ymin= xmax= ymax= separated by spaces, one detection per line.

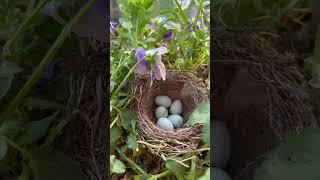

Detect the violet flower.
xmin=121 ymin=80 xmax=129 ymax=91
xmin=179 ymin=0 xmax=191 ymax=10
xmin=133 ymin=47 xmax=168 ymax=85
xmin=163 ymin=31 xmax=173 ymax=39
xmin=110 ymin=20 xmax=118 ymax=35
xmin=149 ymin=22 xmax=155 ymax=28
xmin=133 ymin=48 xmax=149 ymax=76
xmin=191 ymin=7 xmax=197 ymax=18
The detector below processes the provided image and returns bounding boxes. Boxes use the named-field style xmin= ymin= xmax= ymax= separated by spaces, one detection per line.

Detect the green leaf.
xmin=184 ymin=102 xmax=210 ymax=144
xmin=0 ymin=76 xmax=13 ymax=99
xmin=202 ymin=123 xmax=210 ymax=144
xmin=121 ymin=21 xmax=133 ymax=31
xmin=127 ymin=134 xmax=139 ymax=150
xmin=134 ymin=173 xmax=152 ymax=180
xmin=110 ymin=155 xmax=126 ymax=174
xmin=184 ymin=102 xmax=210 ymax=127
xmin=0 ymin=140 xmax=7 ymax=160
xmin=0 ymin=61 xmax=22 ymax=76
xmin=119 ymin=108 xmax=137 ymax=131
xmin=187 ymin=157 xmax=197 ymax=180
xmin=29 ymin=148 xmax=88 ymax=180
xmin=142 ymin=0 xmax=154 ymax=9
xmin=0 ymin=117 xmax=26 ymax=139
xmin=254 ymin=128 xmax=320 ymax=180
xmin=16 ymin=112 xmax=58 ymax=145
xmin=198 ymin=168 xmax=210 ymax=180
xmin=110 ymin=127 xmax=122 ymax=148
xmin=0 ymin=59 xmax=22 ymax=99
xmin=0 ymin=61 xmax=22 ymax=75
xmin=165 ymin=160 xmax=187 ymax=180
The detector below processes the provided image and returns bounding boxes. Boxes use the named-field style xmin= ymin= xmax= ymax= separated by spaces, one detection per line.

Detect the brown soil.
xmin=213 ymin=30 xmax=317 ymax=180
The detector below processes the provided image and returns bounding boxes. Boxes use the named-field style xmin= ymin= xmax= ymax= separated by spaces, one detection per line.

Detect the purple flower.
xmin=149 ymin=22 xmax=155 ymax=28
xmin=163 ymin=31 xmax=173 ymax=39
xmin=151 ymin=56 xmax=166 ymax=81
xmin=134 ymin=48 xmax=149 ymax=76
xmin=110 ymin=20 xmax=118 ymax=35
xmin=135 ymin=48 xmax=146 ymax=60
xmin=133 ymin=47 xmax=168 ymax=84
xmin=121 ymin=80 xmax=129 ymax=91
xmin=191 ymin=7 xmax=197 ymax=18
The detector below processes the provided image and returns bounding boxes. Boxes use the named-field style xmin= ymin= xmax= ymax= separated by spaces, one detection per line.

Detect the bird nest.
xmin=213 ymin=30 xmax=319 ymax=180
xmin=132 ymin=71 xmax=209 ymax=156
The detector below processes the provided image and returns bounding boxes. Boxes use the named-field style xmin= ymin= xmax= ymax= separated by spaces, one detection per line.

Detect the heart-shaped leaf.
xmin=110 ymin=127 xmax=122 ymax=148
xmin=184 ymin=102 xmax=209 ymax=127
xmin=110 ymin=155 xmax=126 ymax=174
xmin=0 ymin=76 xmax=13 ymax=99
xmin=16 ymin=112 xmax=58 ymax=145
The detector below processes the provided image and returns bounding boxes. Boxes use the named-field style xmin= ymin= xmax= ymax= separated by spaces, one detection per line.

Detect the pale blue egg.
xmin=168 ymin=115 xmax=183 ymax=128
xmin=157 ymin=118 xmax=174 ymax=131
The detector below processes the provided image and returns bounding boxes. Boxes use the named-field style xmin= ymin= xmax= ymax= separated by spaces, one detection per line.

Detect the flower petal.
xmin=156 ymin=56 xmax=166 ymax=81
xmin=151 ymin=56 xmax=166 ymax=81
xmin=145 ymin=47 xmax=168 ymax=56
xmin=134 ymin=60 xmax=149 ymax=76
xmin=135 ymin=48 xmax=146 ymax=60
xmin=191 ymin=7 xmax=197 ymax=18
xmin=152 ymin=64 xmax=162 ymax=81
xmin=163 ymin=31 xmax=173 ymax=39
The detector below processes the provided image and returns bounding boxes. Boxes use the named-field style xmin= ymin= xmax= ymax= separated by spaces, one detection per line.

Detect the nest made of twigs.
xmin=132 ymin=71 xmax=209 ymax=155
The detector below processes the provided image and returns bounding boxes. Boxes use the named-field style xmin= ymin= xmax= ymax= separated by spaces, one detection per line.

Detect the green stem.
xmin=194 ymin=0 xmax=204 ymax=25
xmin=2 ymin=0 xmax=50 ymax=58
xmin=110 ymin=116 xmax=119 ymax=128
xmin=174 ymin=0 xmax=188 ymax=26
xmin=116 ymin=148 xmax=146 ymax=175
xmin=0 ymin=0 xmax=97 ymax=124
xmin=111 ymin=60 xmax=141 ymax=98
xmin=0 ymin=136 xmax=31 ymax=159
xmin=41 ymin=114 xmax=72 ymax=148
xmin=111 ymin=55 xmax=131 ymax=80
xmin=148 ymin=170 xmax=171 ymax=180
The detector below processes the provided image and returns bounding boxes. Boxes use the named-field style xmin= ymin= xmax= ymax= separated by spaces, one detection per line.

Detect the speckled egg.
xmin=155 ymin=106 xmax=168 ymax=119
xmin=168 ymin=115 xmax=183 ymax=128
xmin=157 ymin=117 xmax=174 ymax=131
xmin=170 ymin=99 xmax=182 ymax=115
xmin=155 ymin=95 xmax=172 ymax=108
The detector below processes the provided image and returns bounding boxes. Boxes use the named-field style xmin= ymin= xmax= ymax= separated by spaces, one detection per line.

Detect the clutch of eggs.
xmin=155 ymin=95 xmax=183 ymax=131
